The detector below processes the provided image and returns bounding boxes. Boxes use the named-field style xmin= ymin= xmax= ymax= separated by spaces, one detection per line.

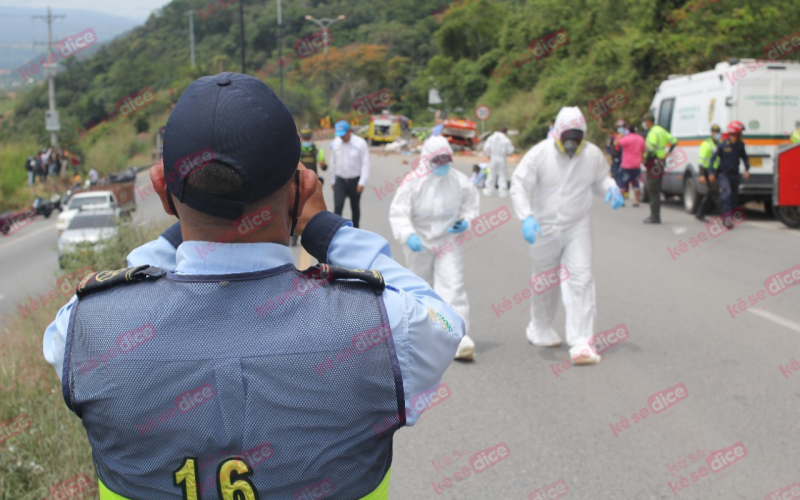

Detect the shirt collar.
xmin=175 ymin=241 xmax=295 ymax=275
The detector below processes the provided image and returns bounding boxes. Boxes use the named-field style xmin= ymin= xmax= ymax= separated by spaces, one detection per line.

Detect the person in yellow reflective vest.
xmin=791 ymin=126 xmax=800 ymax=144
xmin=642 ymin=113 xmax=678 ymax=224
xmin=695 ymin=124 xmax=722 ymax=221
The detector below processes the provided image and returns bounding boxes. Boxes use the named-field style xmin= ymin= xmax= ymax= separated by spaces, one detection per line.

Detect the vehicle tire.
xmin=43 ymin=208 xmax=52 ymax=219
xmin=775 ymin=206 xmax=800 ymax=229
xmin=763 ymin=202 xmax=773 ymax=217
xmin=683 ymin=176 xmax=698 ymax=213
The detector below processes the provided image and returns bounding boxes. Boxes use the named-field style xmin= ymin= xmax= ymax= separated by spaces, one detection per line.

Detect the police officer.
xmin=294 ymin=128 xmax=328 ymax=246
xmin=43 ymin=73 xmax=464 ymax=499
xmin=299 ymin=127 xmax=327 ymax=184
xmin=641 ymin=113 xmax=678 ymax=224
xmin=709 ymin=120 xmax=750 ymax=228
xmin=695 ymin=124 xmax=722 ymax=221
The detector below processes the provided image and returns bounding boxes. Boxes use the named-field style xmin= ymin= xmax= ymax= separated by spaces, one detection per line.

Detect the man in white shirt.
xmin=330 ymin=120 xmax=370 ymax=228
xmin=482 ymin=127 xmax=515 ymax=197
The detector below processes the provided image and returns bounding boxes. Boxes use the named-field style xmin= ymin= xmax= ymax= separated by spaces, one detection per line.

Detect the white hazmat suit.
xmin=482 ymin=130 xmax=515 ymax=197
xmin=390 ymin=136 xmax=480 ymax=359
xmin=510 ymin=107 xmax=617 ymax=362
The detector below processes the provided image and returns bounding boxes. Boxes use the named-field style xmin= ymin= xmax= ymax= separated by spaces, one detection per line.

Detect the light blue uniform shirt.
xmin=43 ymin=221 xmax=464 ymax=425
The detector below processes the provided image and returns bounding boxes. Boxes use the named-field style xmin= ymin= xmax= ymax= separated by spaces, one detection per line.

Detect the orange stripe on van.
xmin=677 ymin=139 xmax=791 ymax=147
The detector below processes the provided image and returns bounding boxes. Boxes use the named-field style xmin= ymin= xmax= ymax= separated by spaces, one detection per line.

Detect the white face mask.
xmin=641 ymin=122 xmax=648 ymax=131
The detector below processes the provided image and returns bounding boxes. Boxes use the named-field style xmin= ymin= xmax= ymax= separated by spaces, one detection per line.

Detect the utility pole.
xmin=32 ymin=6 xmax=65 ymax=148
xmin=304 ymin=15 xmax=345 ymax=102
xmin=186 ymin=11 xmax=196 ymax=68
xmin=277 ymin=0 xmax=283 ymax=101
xmin=239 ymin=0 xmax=245 ymax=73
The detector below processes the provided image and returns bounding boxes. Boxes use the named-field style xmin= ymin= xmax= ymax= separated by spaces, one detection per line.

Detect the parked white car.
xmin=56 ymin=191 xmax=118 ymax=233
xmin=57 ymin=209 xmax=119 ymax=268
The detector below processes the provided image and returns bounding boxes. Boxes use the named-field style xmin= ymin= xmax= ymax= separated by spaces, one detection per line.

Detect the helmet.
xmin=727 ymin=120 xmax=745 ymax=134
xmin=299 ymin=128 xmax=313 ymax=138
xmin=710 ymin=124 xmax=721 ymax=133
xmin=643 ymin=113 xmax=655 ymax=123
xmin=615 ymin=119 xmax=627 ymax=128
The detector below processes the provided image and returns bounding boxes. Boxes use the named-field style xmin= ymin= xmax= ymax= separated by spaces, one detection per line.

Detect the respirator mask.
xmin=557 ymin=129 xmax=584 ymax=158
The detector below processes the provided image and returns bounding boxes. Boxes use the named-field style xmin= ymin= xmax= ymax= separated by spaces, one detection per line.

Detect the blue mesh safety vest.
xmin=63 ymin=264 xmax=404 ymax=499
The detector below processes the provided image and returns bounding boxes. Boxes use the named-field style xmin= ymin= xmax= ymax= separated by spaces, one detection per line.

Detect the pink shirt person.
xmin=618 ymin=133 xmax=646 ymax=169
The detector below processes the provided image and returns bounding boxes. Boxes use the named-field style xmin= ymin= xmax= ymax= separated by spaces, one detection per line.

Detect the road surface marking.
xmin=0 ymin=223 xmax=56 ymax=251
xmin=748 ymin=308 xmax=800 ymax=333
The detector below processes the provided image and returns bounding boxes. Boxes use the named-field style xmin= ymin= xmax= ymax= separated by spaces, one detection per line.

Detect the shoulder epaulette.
xmin=304 ymin=264 xmax=385 ymax=294
xmin=76 ymin=265 xmax=166 ymax=298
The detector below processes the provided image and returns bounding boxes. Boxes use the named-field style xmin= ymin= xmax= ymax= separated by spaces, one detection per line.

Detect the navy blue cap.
xmin=163 ymin=72 xmax=300 ymax=220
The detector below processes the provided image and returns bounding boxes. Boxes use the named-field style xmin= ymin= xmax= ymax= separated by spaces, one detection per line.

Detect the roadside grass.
xmin=0 ymin=220 xmax=169 ymax=499
xmin=0 ymin=142 xmax=39 ymax=212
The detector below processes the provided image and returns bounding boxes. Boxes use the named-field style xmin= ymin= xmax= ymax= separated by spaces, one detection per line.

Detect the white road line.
xmin=748 ymin=308 xmax=800 ymax=333
xmin=0 ymin=223 xmax=56 ymax=251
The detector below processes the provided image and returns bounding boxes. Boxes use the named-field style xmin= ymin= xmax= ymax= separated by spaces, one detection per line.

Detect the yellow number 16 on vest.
xmin=173 ymin=457 xmax=259 ymax=500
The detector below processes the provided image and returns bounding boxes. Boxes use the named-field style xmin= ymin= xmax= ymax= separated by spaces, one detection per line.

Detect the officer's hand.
xmin=295 ymin=164 xmax=328 ymax=235
xmin=357 ymin=185 xmax=364 ymax=194
xmin=320 ymin=162 xmax=328 ymax=171
xmin=709 ymin=174 xmax=715 ymax=183
xmin=743 ymin=171 xmax=750 ymax=181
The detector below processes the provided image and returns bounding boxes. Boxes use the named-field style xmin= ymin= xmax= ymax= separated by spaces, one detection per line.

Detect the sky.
xmin=0 ymin=0 xmax=171 ymax=21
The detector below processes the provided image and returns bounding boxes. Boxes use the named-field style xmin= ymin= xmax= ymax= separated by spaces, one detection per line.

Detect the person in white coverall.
xmin=510 ymin=107 xmax=623 ymax=365
xmin=390 ymin=135 xmax=480 ymax=360
xmin=483 ymin=127 xmax=515 ymax=197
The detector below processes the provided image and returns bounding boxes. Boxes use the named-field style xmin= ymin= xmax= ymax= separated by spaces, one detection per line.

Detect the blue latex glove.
xmin=407 ymin=234 xmax=424 ymax=252
xmin=447 ymin=219 xmax=469 ymax=233
xmin=522 ymin=216 xmax=542 ymax=244
xmin=605 ymin=186 xmax=624 ymax=209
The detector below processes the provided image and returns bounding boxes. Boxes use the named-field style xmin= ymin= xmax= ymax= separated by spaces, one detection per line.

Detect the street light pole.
xmin=277 ymin=0 xmax=283 ymax=101
xmin=304 ymin=15 xmax=345 ymax=102
xmin=32 ymin=6 xmax=65 ymax=148
xmin=239 ymin=0 xmax=246 ymax=73
xmin=186 ymin=11 xmax=196 ymax=68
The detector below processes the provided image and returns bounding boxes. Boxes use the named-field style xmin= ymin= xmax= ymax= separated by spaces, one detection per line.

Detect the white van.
xmin=647 ymin=58 xmax=800 ymax=213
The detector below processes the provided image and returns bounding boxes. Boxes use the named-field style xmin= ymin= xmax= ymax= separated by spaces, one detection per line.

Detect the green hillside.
xmin=0 ymin=0 xmax=797 ymax=208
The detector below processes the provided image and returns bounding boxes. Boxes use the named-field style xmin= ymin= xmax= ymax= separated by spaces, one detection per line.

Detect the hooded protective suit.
xmin=390 ymin=136 xmax=479 ymax=356
xmin=482 ymin=130 xmax=515 ymax=197
xmin=510 ymin=107 xmax=616 ymax=350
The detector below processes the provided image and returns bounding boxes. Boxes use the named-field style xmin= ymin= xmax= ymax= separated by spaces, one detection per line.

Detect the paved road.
xmin=0 ymin=171 xmax=172 ymax=325
xmin=2 ymin=150 xmax=799 ymax=499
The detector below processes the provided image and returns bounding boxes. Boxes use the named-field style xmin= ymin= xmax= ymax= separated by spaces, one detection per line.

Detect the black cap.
xmin=163 ymin=73 xmax=300 ymax=220
xmin=711 ymin=124 xmax=721 ymax=132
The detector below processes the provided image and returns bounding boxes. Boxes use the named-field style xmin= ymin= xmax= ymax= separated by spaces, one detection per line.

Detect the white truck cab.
xmin=647 ymin=58 xmax=800 ymax=212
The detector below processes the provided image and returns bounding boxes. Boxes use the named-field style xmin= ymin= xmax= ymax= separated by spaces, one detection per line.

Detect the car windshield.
xmin=67 ymin=214 xmax=117 ymax=230
xmin=69 ymin=196 xmax=109 ymax=209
